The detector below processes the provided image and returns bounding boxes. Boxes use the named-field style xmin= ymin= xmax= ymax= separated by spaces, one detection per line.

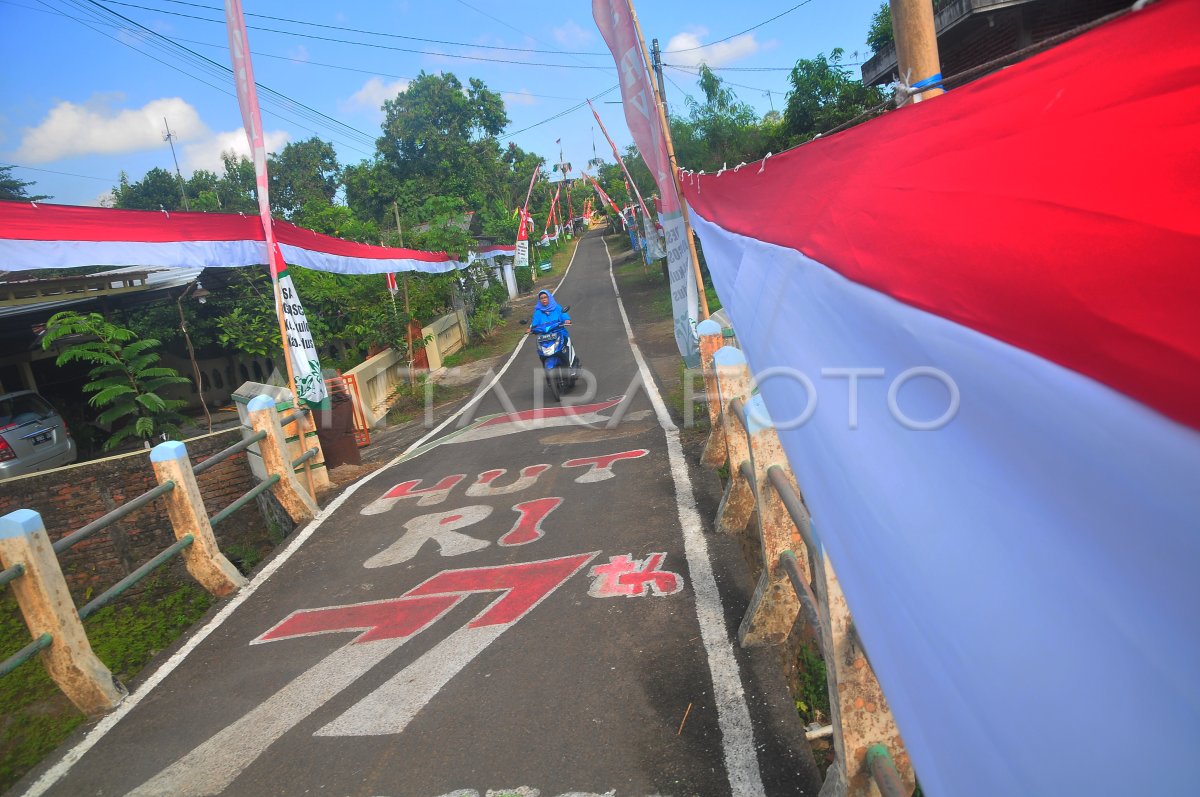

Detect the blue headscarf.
xmin=531 ymin=289 xmax=569 ymax=329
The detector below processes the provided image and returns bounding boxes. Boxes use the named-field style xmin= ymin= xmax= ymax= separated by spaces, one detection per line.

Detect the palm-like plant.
xmin=42 ymin=311 xmax=191 ymax=450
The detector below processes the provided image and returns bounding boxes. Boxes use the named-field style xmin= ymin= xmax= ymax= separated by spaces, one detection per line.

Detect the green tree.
xmin=0 ymin=166 xmax=50 ymax=201
xmin=268 ymin=138 xmax=341 ymax=218
xmin=782 ymin=48 xmax=886 ymax=144
xmin=112 ymin=167 xmax=185 ymax=211
xmin=867 ymin=3 xmax=894 ymax=52
xmin=670 ymin=64 xmax=770 ymax=172
xmin=41 ymin=312 xmax=190 ymax=450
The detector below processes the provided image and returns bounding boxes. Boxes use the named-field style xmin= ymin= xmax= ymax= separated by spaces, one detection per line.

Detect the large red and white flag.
xmin=593 ymin=0 xmax=697 ymax=361
xmin=683 ymin=2 xmax=1200 ymax=795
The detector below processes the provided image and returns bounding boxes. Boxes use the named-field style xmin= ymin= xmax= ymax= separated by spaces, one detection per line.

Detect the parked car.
xmin=0 ymin=391 xmax=77 ymax=480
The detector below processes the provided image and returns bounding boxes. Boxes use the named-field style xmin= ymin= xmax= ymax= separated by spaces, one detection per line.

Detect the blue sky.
xmin=1 ymin=0 xmax=883 ymax=206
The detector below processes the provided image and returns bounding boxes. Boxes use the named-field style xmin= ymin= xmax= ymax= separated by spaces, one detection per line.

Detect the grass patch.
xmin=793 ymin=641 xmax=830 ymax=725
xmin=0 ymin=577 xmax=214 ymax=792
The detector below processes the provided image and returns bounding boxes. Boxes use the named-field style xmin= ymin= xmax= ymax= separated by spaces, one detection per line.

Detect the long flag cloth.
xmin=682 ymin=2 xmax=1199 ymax=795
xmin=0 ymin=202 xmax=464 ymax=274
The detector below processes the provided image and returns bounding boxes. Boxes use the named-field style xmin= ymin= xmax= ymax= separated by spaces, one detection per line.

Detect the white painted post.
xmin=815 ymin=544 xmax=915 ymax=797
xmin=697 ymin=319 xmax=727 ymax=468
xmin=0 ymin=509 xmax=126 ymax=716
xmin=737 ymin=394 xmax=808 ymax=647
xmin=713 ymin=346 xmax=755 ymax=536
xmin=247 ymin=395 xmax=319 ymax=523
xmin=149 ymin=441 xmax=246 ymax=597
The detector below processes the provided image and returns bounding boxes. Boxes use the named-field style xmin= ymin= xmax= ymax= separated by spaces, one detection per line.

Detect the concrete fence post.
xmin=815 ymin=544 xmax=915 ymax=797
xmin=697 ymin=319 xmax=727 ymax=468
xmin=247 ymin=395 xmax=319 ymax=523
xmin=0 ymin=509 xmax=126 ymax=716
xmin=737 ymin=394 xmax=809 ymax=647
xmin=286 ymin=405 xmax=330 ymax=494
xmin=713 ymin=346 xmax=755 ymax=536
xmin=149 ymin=441 xmax=246 ymax=598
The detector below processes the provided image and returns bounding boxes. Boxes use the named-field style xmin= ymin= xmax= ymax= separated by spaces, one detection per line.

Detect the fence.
xmin=0 ymin=395 xmax=319 ymax=717
xmin=697 ymin=319 xmax=915 ymax=797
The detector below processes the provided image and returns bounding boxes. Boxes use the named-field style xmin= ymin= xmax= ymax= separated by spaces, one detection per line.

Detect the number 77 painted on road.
xmin=128 ymin=553 xmax=599 ymax=797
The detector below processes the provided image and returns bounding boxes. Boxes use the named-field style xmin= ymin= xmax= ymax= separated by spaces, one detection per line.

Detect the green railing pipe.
xmin=0 ymin=562 xmax=24 ymax=589
xmin=193 ymin=430 xmax=267 ymax=476
xmin=78 ymin=535 xmax=194 ymax=621
xmin=0 ymin=632 xmax=52 ymax=678
xmin=53 ymin=481 xmax=176 ymax=554
xmin=209 ymin=475 xmax=280 ymax=528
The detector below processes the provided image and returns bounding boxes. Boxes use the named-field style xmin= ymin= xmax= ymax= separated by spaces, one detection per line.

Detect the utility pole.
xmin=162 ymin=117 xmax=190 ymax=211
xmin=889 ymin=0 xmax=944 ymax=103
xmin=651 ymin=38 xmax=669 ymax=119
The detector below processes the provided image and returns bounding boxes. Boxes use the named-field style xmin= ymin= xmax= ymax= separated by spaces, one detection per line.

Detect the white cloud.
xmin=340 ymin=77 xmax=409 ymax=119
xmin=503 ymin=90 xmax=539 ymax=107
xmin=664 ymin=27 xmax=759 ymax=68
xmin=288 ymin=44 xmax=310 ymax=62
xmin=181 ymin=129 xmax=290 ymax=174
xmin=14 ymin=96 xmax=205 ymax=163
xmin=552 ymin=20 xmax=593 ymax=47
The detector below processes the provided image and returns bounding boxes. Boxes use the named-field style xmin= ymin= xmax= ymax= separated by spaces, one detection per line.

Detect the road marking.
xmin=314 ymin=552 xmax=599 ymax=737
xmin=128 ymin=554 xmax=598 ymax=794
xmin=588 ymin=553 xmax=683 ymax=598
xmin=364 ymin=505 xmax=493 ymax=568
xmin=603 ymin=238 xmax=766 ymax=797
xmin=19 ymin=242 xmax=592 ymax=797
xmin=361 ymin=474 xmax=468 ymax=515
xmin=561 ymin=449 xmax=649 ymax=483
xmin=466 ymin=464 xmax=552 ymax=497
xmin=498 ymin=497 xmax=563 ymax=546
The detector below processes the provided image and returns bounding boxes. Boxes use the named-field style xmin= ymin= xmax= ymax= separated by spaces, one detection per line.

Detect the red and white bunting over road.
xmin=0 ymin=202 xmax=464 ymax=275
xmin=683 ymin=2 xmax=1200 ymax=796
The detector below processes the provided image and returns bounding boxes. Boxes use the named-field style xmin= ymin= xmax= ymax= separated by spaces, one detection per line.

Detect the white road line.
xmin=603 ymin=239 xmax=766 ymax=797
xmin=19 ymin=238 xmax=589 ymax=797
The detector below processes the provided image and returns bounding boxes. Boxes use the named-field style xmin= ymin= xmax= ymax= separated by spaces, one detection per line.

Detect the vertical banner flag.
xmin=593 ymin=0 xmax=698 ymax=362
xmin=589 ymin=98 xmax=661 ymax=260
xmin=224 ymin=0 xmax=328 ymax=408
xmin=385 ymin=272 xmax=398 ymax=296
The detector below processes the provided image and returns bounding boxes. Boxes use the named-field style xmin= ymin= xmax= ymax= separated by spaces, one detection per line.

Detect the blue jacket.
xmin=531 ymin=290 xmax=570 ymax=331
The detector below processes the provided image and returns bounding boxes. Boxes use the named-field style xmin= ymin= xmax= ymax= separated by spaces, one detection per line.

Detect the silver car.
xmin=0 ymin=391 xmax=78 ymax=480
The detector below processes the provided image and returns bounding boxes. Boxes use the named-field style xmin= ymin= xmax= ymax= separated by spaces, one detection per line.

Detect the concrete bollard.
xmin=697 ymin=319 xmax=727 ymax=468
xmin=247 ymin=395 xmax=319 ymax=523
xmin=712 ymin=346 xmax=755 ymax=536
xmin=0 ymin=509 xmax=126 ymax=716
xmin=149 ymin=441 xmax=247 ymax=598
xmin=814 ymin=543 xmax=914 ymax=797
xmin=736 ymin=395 xmax=808 ymax=647
xmin=285 ymin=405 xmax=330 ymax=494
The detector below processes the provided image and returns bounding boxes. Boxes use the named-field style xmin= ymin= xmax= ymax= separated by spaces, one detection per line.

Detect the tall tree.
xmin=268 ymin=137 xmax=341 ymax=218
xmin=112 ymin=167 xmax=184 ymax=211
xmin=0 ymin=166 xmax=50 ymax=201
xmin=670 ymin=64 xmax=770 ymax=172
xmin=376 ymin=72 xmax=509 ymax=214
xmin=781 ymin=48 xmax=886 ymax=145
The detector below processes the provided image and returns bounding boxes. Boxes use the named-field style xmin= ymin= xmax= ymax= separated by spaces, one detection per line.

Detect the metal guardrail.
xmin=700 ymin=329 xmax=914 ymax=797
xmin=78 ymin=535 xmax=195 ymax=621
xmin=0 ymin=632 xmax=52 ymax=678
xmin=210 ymin=474 xmax=279 ymax=528
xmin=1 ymin=396 xmax=309 ymax=695
xmin=53 ymin=480 xmax=176 ymax=554
xmin=193 ymin=429 xmax=266 ymax=476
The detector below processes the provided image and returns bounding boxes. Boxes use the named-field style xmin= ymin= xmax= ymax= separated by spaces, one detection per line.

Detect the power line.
xmin=65 ymin=0 xmax=379 ymax=149
xmin=121 ymin=0 xmax=612 ymax=56
xmin=663 ymin=0 xmax=820 ymax=53
xmin=99 ymin=0 xmax=618 ymax=69
xmin=499 ymin=86 xmax=619 ymax=141
xmin=1 ymin=163 xmax=119 ymax=183
xmin=5 ymin=0 xmax=593 ymax=102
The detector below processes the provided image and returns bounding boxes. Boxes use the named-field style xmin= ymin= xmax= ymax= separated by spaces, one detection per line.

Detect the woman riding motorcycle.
xmin=529 ymin=289 xmax=570 ymax=334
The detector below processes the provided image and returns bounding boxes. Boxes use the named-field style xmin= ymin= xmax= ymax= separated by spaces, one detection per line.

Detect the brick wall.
xmin=0 ymin=428 xmax=277 ymax=604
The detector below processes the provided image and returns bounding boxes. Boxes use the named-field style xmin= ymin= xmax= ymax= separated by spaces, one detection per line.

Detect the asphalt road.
xmin=21 ymin=232 xmax=813 ymax=797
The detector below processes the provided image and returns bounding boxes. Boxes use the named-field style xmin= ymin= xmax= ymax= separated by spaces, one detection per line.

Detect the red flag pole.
xmin=625 ymin=0 xmax=709 ymax=319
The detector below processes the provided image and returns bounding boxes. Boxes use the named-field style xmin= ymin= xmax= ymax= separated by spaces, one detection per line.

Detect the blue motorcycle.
xmin=531 ymin=313 xmax=580 ymax=402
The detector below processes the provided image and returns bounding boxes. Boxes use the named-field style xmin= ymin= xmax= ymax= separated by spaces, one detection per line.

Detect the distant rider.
xmin=529 ymin=289 xmax=570 ymax=334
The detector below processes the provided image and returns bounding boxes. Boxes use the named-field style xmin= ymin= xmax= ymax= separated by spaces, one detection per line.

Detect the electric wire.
xmin=663 ymin=0 xmax=820 ymax=52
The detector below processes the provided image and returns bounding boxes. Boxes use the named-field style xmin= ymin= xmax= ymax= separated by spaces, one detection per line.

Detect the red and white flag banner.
xmin=593 ymin=0 xmax=698 ymax=362
xmin=683 ymin=2 xmax=1200 ymax=795
xmin=0 ymin=202 xmax=464 ymax=275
